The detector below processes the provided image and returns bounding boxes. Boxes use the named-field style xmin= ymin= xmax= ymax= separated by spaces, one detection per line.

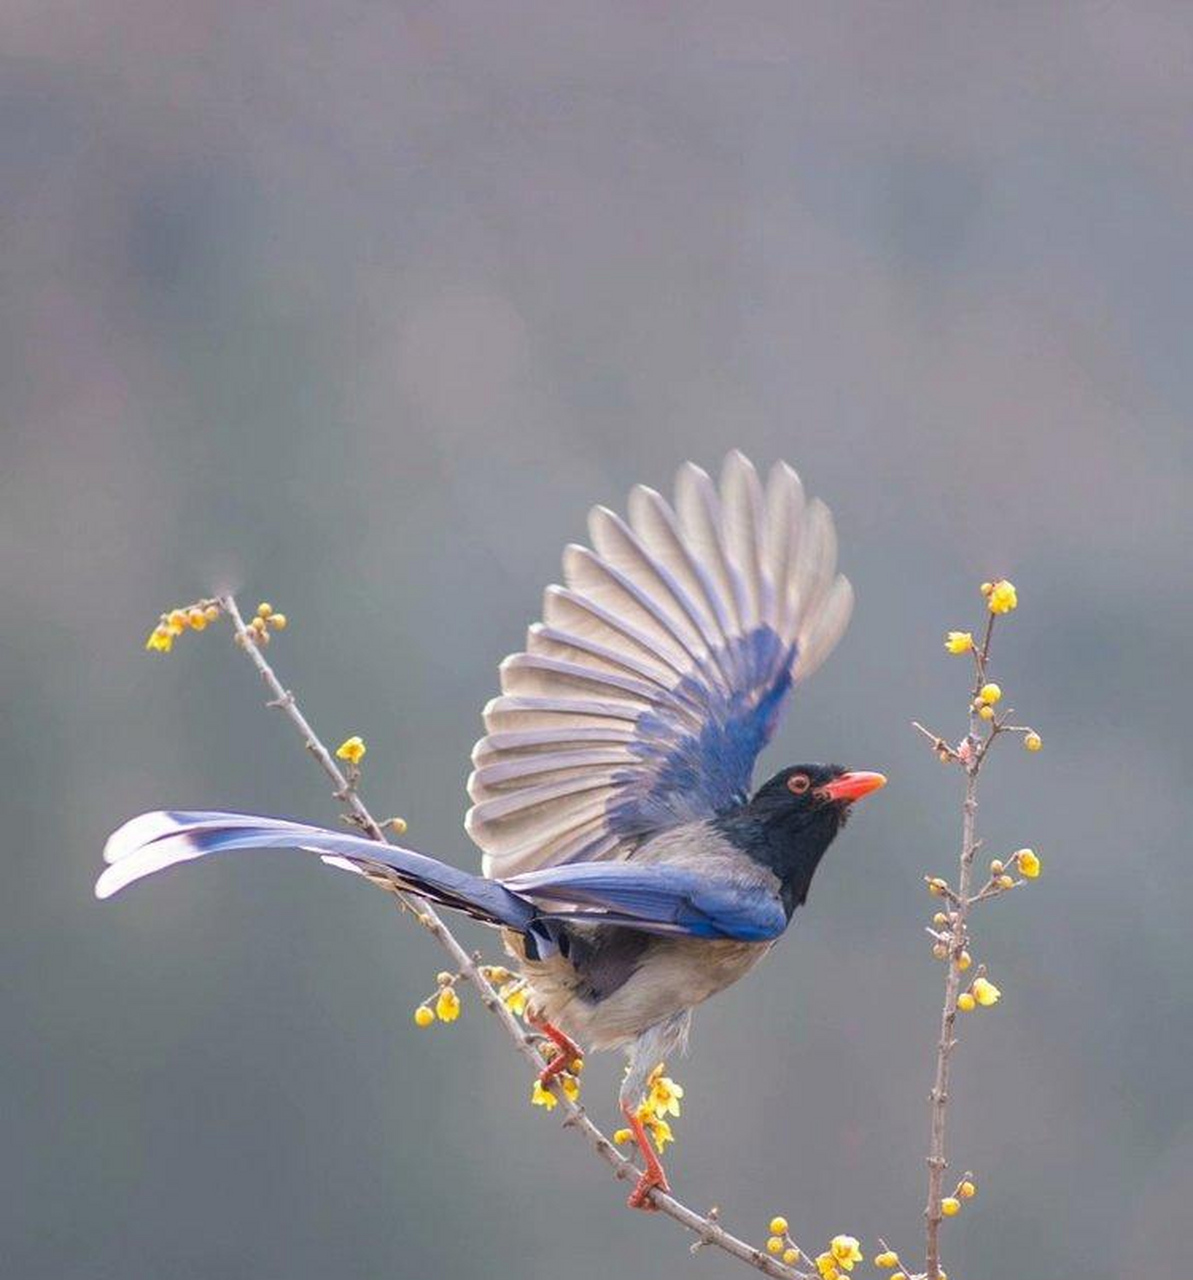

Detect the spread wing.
xmin=466 ymin=451 xmax=853 ymax=877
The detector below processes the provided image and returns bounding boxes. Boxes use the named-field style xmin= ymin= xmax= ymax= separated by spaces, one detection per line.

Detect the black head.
xmin=720 ymin=764 xmax=887 ymax=916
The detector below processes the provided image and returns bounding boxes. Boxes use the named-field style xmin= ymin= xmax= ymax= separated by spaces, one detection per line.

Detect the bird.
xmin=98 ymin=452 xmax=886 ymax=1209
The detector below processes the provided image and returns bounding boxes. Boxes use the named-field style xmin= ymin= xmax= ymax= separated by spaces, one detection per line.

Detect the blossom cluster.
xmin=612 ymin=1063 xmax=684 ymax=1152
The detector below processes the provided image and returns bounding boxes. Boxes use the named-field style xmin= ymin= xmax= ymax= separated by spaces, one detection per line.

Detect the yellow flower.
xmin=645 ymin=1064 xmax=684 ymax=1118
xmin=972 ymin=977 xmax=1001 ymax=1007
xmin=530 ymin=1080 xmax=557 ymax=1110
xmin=145 ymin=626 xmax=174 ymax=653
xmin=435 ymin=986 xmax=461 ymax=1022
xmin=561 ymin=1072 xmax=581 ymax=1103
xmin=987 ymin=579 xmax=1018 ymax=614
xmin=499 ymin=980 xmax=528 ymax=1016
xmin=770 ymin=1217 xmax=789 ymax=1236
xmin=875 ymin=1252 xmax=899 ymax=1269
xmin=957 ymin=992 xmax=976 ymax=1012
xmin=413 ymin=1005 xmax=434 ymax=1028
xmin=335 ymin=735 xmax=367 ymax=765
xmin=1024 ymin=731 xmax=1042 ymax=752
xmin=1017 ymin=848 xmax=1041 ymax=878
xmin=941 ymin=1197 xmax=960 ymax=1216
xmin=188 ymin=609 xmax=207 ymax=630
xmin=767 ymin=1237 xmax=785 ymax=1256
xmin=612 ymin=1127 xmax=633 ymax=1145
xmin=168 ymin=609 xmax=189 ymax=630
xmin=944 ymin=631 xmax=974 ymax=655
xmin=978 ymin=682 xmax=1002 ymax=705
xmin=636 ymin=1110 xmax=674 ymax=1152
xmin=782 ymin=1248 xmax=800 ymax=1266
xmin=815 ymin=1253 xmax=839 ymax=1279
xmin=829 ymin=1236 xmax=863 ymax=1271
xmin=959 ymin=1179 xmax=977 ymax=1199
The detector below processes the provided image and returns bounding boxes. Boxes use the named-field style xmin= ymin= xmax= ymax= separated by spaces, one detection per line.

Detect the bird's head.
xmin=729 ymin=764 xmax=887 ymax=913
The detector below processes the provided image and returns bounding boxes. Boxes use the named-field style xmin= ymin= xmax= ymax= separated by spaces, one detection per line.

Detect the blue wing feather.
xmin=506 ymin=861 xmax=787 ymax=942
xmin=467 ymin=456 xmax=853 ymax=878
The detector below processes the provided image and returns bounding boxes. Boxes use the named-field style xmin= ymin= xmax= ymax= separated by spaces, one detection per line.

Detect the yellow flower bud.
xmin=980 ymin=581 xmax=993 ymax=596
xmin=933 ymin=912 xmax=949 ymax=926
xmin=389 ymin=817 xmax=408 ymax=835
xmin=944 ymin=631 xmax=974 ymax=655
xmin=769 ymin=1217 xmax=789 ymax=1236
xmin=978 ymin=682 xmax=1002 ymax=705
xmin=957 ymin=992 xmax=976 ymax=1012
xmin=892 ymin=1273 xmax=907 ymax=1280
xmin=959 ymin=1179 xmax=976 ymax=1199
xmin=436 ymin=971 xmax=453 ymax=986
xmin=972 ymin=977 xmax=1001 ymax=1007
xmin=188 ymin=609 xmax=207 ymax=630
xmin=335 ymin=735 xmax=367 ymax=765
xmin=928 ymin=878 xmax=948 ymax=897
xmin=204 ymin=605 xmax=220 ymax=622
xmin=269 ymin=613 xmax=287 ymax=630
xmin=256 ymin=602 xmax=273 ymax=618
xmin=1024 ymin=731 xmax=1042 ymax=752
xmin=990 ymin=859 xmax=1003 ymax=875
xmin=932 ymin=943 xmax=948 ymax=960
xmin=783 ymin=1248 xmax=800 ymax=1266
xmin=941 ymin=1197 xmax=960 ymax=1216
xmin=1017 ymin=848 xmax=1041 ymax=878
xmin=987 ymin=579 xmax=1018 ymax=614
xmin=168 ymin=609 xmax=189 ymax=629
xmin=767 ymin=1237 xmax=785 ymax=1255
xmin=413 ymin=1005 xmax=434 ymax=1027
xmin=612 ymin=1128 xmax=633 ymax=1144
xmin=875 ymin=1252 xmax=899 ymax=1268
xmin=978 ymin=705 xmax=994 ymax=721
xmin=998 ymin=874 xmax=1015 ymax=889
xmin=958 ymin=950 xmax=972 ymax=971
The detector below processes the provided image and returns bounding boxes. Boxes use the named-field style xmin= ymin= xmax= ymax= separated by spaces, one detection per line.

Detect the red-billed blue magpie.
xmin=98 ymin=453 xmax=885 ymax=1207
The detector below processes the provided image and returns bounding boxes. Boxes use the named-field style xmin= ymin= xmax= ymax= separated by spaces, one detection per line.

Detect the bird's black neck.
xmin=713 ymin=805 xmax=844 ymax=919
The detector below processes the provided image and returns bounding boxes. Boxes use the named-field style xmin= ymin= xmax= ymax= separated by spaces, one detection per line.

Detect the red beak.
xmin=820 ymin=771 xmax=887 ymax=804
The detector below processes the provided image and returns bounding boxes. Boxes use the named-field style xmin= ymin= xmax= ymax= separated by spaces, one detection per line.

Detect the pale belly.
xmin=505 ymin=928 xmax=773 ymax=1051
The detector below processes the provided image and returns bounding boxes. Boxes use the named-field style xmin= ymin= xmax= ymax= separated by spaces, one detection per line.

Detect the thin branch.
xmin=217 ymin=594 xmax=808 ymax=1280
xmin=922 ymin=613 xmax=995 ymax=1280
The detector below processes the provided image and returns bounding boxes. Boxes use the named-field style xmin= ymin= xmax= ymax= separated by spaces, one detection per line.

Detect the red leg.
xmin=621 ymin=1102 xmax=670 ymax=1210
xmin=527 ymin=1013 xmax=583 ymax=1087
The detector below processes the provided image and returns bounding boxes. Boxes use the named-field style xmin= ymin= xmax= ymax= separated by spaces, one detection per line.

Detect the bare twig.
xmin=217 ymin=594 xmax=808 ymax=1280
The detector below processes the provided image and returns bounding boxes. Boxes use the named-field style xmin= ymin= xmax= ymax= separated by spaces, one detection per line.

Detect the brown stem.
xmin=924 ymin=612 xmax=995 ymax=1279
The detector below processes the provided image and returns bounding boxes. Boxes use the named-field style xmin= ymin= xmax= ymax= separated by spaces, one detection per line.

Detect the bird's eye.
xmin=787 ymin=773 xmax=811 ymax=795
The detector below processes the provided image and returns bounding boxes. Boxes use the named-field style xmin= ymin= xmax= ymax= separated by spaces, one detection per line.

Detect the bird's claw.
xmin=626 ymin=1166 xmax=669 ymax=1210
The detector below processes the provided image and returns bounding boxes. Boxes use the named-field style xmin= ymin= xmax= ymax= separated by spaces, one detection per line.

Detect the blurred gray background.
xmin=3 ymin=4 xmax=1191 ymax=1278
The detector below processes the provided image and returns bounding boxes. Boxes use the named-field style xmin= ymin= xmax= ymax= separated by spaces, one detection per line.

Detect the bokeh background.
xmin=3 ymin=5 xmax=1191 ymax=1278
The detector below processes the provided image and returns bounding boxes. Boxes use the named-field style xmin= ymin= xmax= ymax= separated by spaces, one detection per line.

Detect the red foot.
xmin=528 ymin=1014 xmax=583 ymax=1087
xmin=622 ymin=1102 xmax=670 ymax=1211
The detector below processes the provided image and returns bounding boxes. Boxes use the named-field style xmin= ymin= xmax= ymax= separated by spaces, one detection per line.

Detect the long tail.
xmin=97 ymin=810 xmax=536 ymax=931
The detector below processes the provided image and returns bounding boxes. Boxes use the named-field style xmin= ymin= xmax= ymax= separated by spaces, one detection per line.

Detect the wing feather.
xmin=468 ymin=454 xmax=853 ymax=877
